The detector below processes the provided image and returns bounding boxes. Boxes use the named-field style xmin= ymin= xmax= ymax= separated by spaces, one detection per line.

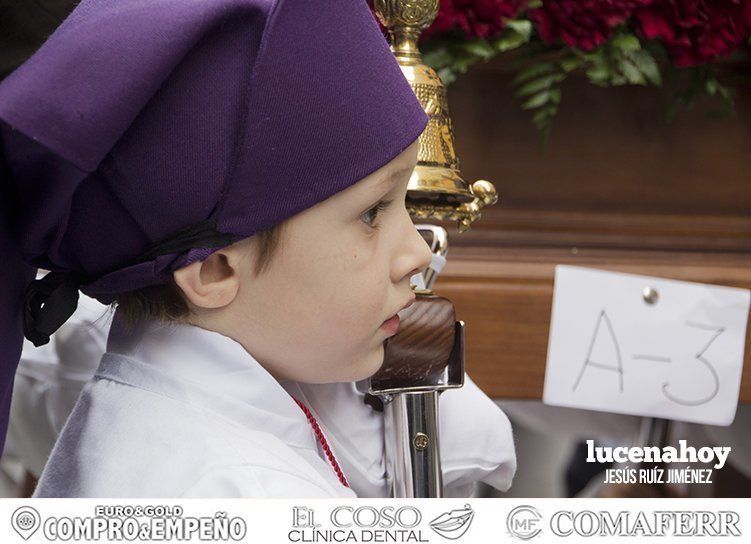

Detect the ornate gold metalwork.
xmin=374 ymin=0 xmax=498 ymax=232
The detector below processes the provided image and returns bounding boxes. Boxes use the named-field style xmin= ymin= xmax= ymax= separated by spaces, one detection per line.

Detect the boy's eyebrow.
xmin=374 ymin=164 xmax=415 ymax=192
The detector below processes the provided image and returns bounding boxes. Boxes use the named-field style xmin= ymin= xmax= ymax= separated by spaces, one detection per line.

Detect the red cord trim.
xmin=292 ymin=397 xmax=349 ymax=488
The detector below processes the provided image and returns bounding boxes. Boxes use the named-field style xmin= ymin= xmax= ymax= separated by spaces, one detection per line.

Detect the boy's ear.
xmin=173 ymin=250 xmax=240 ymax=309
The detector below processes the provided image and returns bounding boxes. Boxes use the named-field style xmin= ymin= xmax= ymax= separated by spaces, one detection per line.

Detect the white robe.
xmin=33 ymin=312 xmax=516 ymax=497
xmin=6 ymin=294 xmax=112 ymax=477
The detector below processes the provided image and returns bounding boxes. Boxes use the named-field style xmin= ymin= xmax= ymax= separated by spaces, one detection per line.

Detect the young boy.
xmin=0 ymin=0 xmax=515 ymax=496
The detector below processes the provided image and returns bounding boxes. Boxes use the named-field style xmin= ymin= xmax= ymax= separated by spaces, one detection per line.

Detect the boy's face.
xmin=228 ymin=139 xmax=432 ymax=383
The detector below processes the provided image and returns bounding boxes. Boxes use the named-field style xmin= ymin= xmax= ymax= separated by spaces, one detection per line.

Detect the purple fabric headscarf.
xmin=0 ymin=0 xmax=428 ymax=454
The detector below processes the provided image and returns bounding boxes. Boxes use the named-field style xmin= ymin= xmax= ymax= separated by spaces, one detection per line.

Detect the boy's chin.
xmin=349 ymin=345 xmax=385 ymax=382
xmin=311 ymin=345 xmax=384 ymax=383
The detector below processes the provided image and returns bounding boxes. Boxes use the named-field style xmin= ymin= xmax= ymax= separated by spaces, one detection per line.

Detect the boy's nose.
xmin=392 ymin=219 xmax=433 ymax=284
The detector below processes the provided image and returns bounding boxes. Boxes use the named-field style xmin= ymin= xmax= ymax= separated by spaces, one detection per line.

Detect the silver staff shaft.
xmin=384 ymin=391 xmax=443 ymax=497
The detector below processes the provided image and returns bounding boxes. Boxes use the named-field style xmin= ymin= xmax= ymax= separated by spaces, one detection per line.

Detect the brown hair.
xmin=114 ymin=223 xmax=284 ymax=326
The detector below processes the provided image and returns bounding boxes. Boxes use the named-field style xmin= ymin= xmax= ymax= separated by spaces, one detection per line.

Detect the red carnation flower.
xmin=529 ymin=0 xmax=649 ymax=51
xmin=633 ymin=0 xmax=751 ymax=66
xmin=420 ymin=0 xmax=528 ymax=41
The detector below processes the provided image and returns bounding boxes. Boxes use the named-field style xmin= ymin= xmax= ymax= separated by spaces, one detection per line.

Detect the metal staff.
xmin=368 ymin=0 xmax=498 ymax=498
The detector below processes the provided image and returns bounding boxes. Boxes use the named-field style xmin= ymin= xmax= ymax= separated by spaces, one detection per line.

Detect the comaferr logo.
xmin=505 ymin=506 xmax=743 ymax=538
xmin=550 ymin=510 xmax=741 ymax=537
xmin=506 ymin=505 xmax=543 ymax=540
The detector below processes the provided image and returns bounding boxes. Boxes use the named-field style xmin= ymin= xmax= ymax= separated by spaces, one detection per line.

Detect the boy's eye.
xmin=360 ymin=200 xmax=392 ymax=229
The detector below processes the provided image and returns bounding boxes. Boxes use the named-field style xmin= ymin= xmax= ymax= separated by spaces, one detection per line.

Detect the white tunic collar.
xmin=96 ymin=312 xmax=318 ymax=452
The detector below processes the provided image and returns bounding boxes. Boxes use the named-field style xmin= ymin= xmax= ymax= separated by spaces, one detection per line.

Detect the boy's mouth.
xmin=379 ymin=295 xmax=415 ymax=336
xmin=380 ymin=314 xmax=400 ymax=336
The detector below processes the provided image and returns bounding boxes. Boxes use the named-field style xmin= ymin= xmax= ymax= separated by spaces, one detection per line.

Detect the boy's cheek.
xmin=245 ymin=253 xmax=387 ymax=338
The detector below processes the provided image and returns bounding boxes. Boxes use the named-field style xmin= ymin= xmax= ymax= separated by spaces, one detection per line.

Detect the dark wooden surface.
xmin=431 ymin=56 xmax=751 ymax=402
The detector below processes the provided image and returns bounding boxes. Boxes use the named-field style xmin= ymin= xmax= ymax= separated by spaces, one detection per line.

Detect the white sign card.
xmin=543 ymin=265 xmax=750 ymax=426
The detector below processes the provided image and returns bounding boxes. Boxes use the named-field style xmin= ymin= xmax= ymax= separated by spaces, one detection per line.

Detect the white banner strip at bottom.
xmin=0 ymin=498 xmax=748 ymax=544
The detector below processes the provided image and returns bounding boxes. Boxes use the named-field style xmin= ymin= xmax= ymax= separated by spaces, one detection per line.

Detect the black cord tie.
xmin=137 ymin=220 xmax=235 ymax=262
xmin=21 ymin=220 xmax=236 ymax=347
xmin=23 ymin=271 xmax=82 ymax=347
